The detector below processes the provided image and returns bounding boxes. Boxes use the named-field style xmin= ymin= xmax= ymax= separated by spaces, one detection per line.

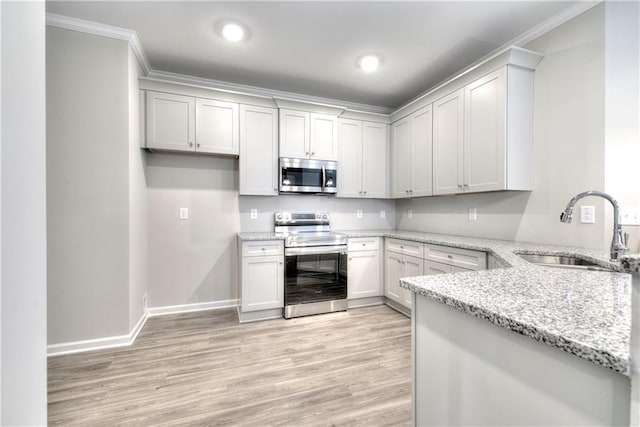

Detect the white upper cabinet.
xmin=338 ymin=118 xmax=388 ymax=198
xmin=145 ymin=90 xmax=239 ymax=155
xmin=195 ymin=98 xmax=239 ymax=155
xmin=279 ymin=109 xmax=310 ymax=158
xmin=146 ymin=91 xmax=195 ymax=151
xmin=310 ymin=113 xmax=338 ymax=160
xmin=239 ymin=105 xmax=278 ymax=196
xmin=279 ymin=108 xmax=338 ymax=160
xmin=391 ymin=105 xmax=433 ymax=198
xmin=433 ymin=88 xmax=465 ymax=195
xmin=433 ymin=66 xmax=533 ymax=195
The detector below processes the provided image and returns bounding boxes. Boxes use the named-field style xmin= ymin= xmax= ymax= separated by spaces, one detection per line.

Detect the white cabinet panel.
xmin=239 ymin=105 xmax=278 ymax=196
xmin=465 ymin=68 xmax=506 ymax=192
xmin=348 ymin=250 xmax=382 ymax=299
xmin=424 ymin=259 xmax=451 ymax=275
xmin=385 ymin=251 xmax=404 ymax=304
xmin=402 ymin=254 xmax=423 ymax=308
xmin=279 ymin=109 xmax=310 ymax=158
xmin=424 ymin=243 xmax=486 ymax=271
xmin=146 ymin=91 xmax=195 ymax=151
xmin=241 ymin=255 xmax=284 ymax=312
xmin=385 ymin=238 xmax=424 ymax=258
xmin=337 ymin=119 xmax=363 ymax=198
xmin=433 ymin=88 xmax=464 ymax=195
xmin=411 ymin=105 xmax=433 ymax=197
xmin=391 ymin=117 xmax=412 ymax=198
xmin=362 ymin=121 xmax=388 ymax=198
xmin=348 ymin=237 xmax=380 ymax=252
xmin=241 ymin=240 xmax=284 ymax=257
xmin=196 ymin=98 xmax=239 ymax=155
xmin=310 ymin=113 xmax=338 ymax=161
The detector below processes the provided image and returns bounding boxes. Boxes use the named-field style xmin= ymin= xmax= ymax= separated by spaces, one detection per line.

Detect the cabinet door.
xmin=310 ymin=113 xmax=338 ymax=160
xmin=239 ymin=105 xmax=278 ymax=195
xmin=411 ymin=105 xmax=433 ymax=197
xmin=241 ymin=255 xmax=284 ymax=312
xmin=391 ymin=117 xmax=412 ymax=198
xmin=348 ymin=250 xmax=382 ymax=299
xmin=279 ymin=109 xmax=309 ymax=158
xmin=433 ymin=88 xmax=464 ymax=195
xmin=465 ymin=68 xmax=506 ymax=193
xmin=362 ymin=121 xmax=388 ymax=198
xmin=195 ymin=98 xmax=239 ymax=155
xmin=402 ymin=255 xmax=424 ymax=308
xmin=385 ymin=251 xmax=404 ymax=304
xmin=424 ymin=260 xmax=451 ymax=275
xmin=146 ymin=91 xmax=195 ymax=151
xmin=337 ymin=118 xmax=363 ymax=198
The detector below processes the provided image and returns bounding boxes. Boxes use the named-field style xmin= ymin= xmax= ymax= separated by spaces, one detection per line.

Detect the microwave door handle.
xmin=322 ymin=166 xmax=326 ymax=190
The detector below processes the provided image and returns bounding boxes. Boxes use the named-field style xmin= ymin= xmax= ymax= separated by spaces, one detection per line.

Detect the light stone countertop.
xmin=238 ymin=229 xmax=633 ymax=375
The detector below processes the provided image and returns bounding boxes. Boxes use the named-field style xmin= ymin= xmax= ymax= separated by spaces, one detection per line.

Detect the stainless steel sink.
xmin=518 ymin=254 xmax=616 ymax=272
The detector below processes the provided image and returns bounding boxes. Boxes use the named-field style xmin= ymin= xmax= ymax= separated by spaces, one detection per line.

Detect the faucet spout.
xmin=560 ymin=191 xmax=627 ymax=262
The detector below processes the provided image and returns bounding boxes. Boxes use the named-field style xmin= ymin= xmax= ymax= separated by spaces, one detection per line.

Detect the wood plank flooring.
xmin=48 ymin=305 xmax=412 ymax=426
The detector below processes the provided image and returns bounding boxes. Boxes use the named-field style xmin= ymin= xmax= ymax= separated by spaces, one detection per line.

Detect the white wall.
xmin=128 ymin=47 xmax=148 ymax=329
xmin=1 ymin=1 xmax=48 ymax=424
xmin=396 ymin=5 xmax=608 ymax=250
xmin=47 ymin=27 xmax=130 ymax=344
xmin=604 ymin=1 xmax=640 ymax=253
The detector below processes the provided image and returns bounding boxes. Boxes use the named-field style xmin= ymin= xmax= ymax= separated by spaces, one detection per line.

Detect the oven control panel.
xmin=275 ymin=211 xmax=330 ymax=226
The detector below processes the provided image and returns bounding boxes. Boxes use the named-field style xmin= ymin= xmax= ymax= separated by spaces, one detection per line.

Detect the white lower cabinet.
xmin=347 ymin=237 xmax=382 ymax=300
xmin=385 ymin=248 xmax=424 ymax=309
xmin=239 ymin=240 xmax=284 ymax=314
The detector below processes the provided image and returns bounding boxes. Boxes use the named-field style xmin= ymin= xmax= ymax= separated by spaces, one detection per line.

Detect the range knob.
xmin=275 ymin=213 xmax=283 ymax=221
xmin=322 ymin=213 xmax=329 ymax=221
xmin=315 ymin=212 xmax=322 ymax=220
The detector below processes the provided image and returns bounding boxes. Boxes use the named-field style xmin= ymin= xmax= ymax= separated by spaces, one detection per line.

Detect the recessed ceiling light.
xmin=221 ymin=23 xmax=245 ymax=42
xmin=359 ymin=55 xmax=380 ymax=72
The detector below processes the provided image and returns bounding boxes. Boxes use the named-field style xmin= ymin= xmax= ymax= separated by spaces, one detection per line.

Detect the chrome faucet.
xmin=560 ymin=191 xmax=627 ymax=262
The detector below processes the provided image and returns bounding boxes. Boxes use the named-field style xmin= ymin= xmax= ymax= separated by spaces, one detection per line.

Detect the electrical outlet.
xmin=468 ymin=207 xmax=477 ymax=221
xmin=356 ymin=209 xmax=363 ymax=219
xmin=179 ymin=207 xmax=189 ymax=220
xmin=408 ymin=209 xmax=413 ymax=219
xmin=250 ymin=209 xmax=258 ymax=219
xmin=380 ymin=209 xmax=386 ymax=219
xmin=620 ymin=206 xmax=640 ymax=225
xmin=580 ymin=205 xmax=595 ymax=224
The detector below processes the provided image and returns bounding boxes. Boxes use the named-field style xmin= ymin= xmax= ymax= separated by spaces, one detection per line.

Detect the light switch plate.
xmin=580 ymin=205 xmax=595 ymax=224
xmin=620 ymin=206 xmax=640 ymax=225
xmin=468 ymin=207 xmax=477 ymax=221
xmin=356 ymin=209 xmax=363 ymax=219
xmin=380 ymin=209 xmax=386 ymax=219
xmin=250 ymin=209 xmax=258 ymax=219
xmin=408 ymin=209 xmax=413 ymax=219
xmin=179 ymin=207 xmax=189 ymax=220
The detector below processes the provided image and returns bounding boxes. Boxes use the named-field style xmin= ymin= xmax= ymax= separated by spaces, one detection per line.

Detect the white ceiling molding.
xmin=147 ymin=69 xmax=393 ymax=115
xmin=46 ymin=13 xmax=151 ymax=75
xmin=394 ymin=1 xmax=601 ymax=115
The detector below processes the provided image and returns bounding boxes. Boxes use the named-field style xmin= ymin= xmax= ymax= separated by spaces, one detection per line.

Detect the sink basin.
xmin=518 ymin=254 xmax=616 ymax=272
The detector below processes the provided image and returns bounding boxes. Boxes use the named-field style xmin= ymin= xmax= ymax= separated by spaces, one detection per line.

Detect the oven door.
xmin=284 ymin=246 xmax=347 ymax=306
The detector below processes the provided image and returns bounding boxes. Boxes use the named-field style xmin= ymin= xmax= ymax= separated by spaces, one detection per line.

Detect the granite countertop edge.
xmin=238 ymin=229 xmax=634 ymax=375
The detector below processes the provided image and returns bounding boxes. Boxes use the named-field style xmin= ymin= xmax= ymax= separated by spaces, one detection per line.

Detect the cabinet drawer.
xmin=242 ymin=240 xmax=284 ymax=257
xmin=385 ymin=238 xmax=424 ymax=258
xmin=348 ymin=237 xmax=380 ymax=252
xmin=424 ymin=243 xmax=486 ymax=270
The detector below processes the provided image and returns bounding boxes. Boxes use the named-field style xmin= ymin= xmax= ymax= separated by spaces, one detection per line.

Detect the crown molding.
xmin=46 ymin=12 xmax=151 ymax=74
xmin=146 ymin=69 xmax=393 ymax=115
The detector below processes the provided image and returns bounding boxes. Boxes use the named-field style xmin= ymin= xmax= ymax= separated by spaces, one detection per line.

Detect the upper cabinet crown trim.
xmin=274 ymin=98 xmax=346 ymax=117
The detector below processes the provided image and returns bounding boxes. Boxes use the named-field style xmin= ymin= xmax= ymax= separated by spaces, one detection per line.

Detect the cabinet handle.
xmin=363 ymin=191 xmax=367 ymax=195
xmin=311 ymin=152 xmax=315 ymax=156
xmin=305 ymin=152 xmax=309 ymax=156
xmin=349 ymin=258 xmax=353 ymax=261
xmin=397 ymin=259 xmax=401 ymax=264
xmin=447 ymin=254 xmax=453 ymax=259
xmin=279 ymin=262 xmax=283 ymax=265
xmin=189 ymin=141 xmax=194 ymax=147
xmin=362 ymin=243 xmax=366 ymax=246
xmin=400 ymin=245 xmax=404 ymax=249
xmin=261 ymin=248 xmax=266 ymax=251
xmin=197 ymin=143 xmax=201 ymax=148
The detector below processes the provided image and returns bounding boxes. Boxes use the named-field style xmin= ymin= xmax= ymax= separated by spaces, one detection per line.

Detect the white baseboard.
xmin=47 ymin=299 xmax=238 ymax=356
xmin=47 ymin=311 xmax=149 ymax=357
xmin=146 ymin=299 xmax=238 ymax=317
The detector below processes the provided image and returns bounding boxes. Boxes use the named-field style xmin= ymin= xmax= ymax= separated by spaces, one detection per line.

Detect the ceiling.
xmin=47 ymin=1 xmax=583 ymax=110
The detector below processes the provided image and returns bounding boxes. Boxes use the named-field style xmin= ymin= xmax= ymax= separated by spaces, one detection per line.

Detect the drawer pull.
xmin=362 ymin=243 xmax=366 ymax=246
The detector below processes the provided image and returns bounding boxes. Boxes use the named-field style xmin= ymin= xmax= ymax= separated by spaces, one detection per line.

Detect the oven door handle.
xmin=321 ymin=166 xmax=326 ymax=191
xmin=285 ymin=246 xmax=347 ymax=256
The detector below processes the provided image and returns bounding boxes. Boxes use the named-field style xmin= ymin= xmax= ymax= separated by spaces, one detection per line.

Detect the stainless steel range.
xmin=275 ymin=211 xmax=348 ymax=319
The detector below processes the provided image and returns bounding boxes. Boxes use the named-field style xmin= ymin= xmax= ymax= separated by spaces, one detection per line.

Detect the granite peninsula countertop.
xmin=238 ymin=229 xmax=634 ymax=376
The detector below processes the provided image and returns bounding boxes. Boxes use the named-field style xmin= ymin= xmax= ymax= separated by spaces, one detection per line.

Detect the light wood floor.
xmin=48 ymin=305 xmax=412 ymax=426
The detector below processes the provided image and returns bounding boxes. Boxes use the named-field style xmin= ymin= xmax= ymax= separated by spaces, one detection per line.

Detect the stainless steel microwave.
xmin=279 ymin=158 xmax=337 ymax=194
